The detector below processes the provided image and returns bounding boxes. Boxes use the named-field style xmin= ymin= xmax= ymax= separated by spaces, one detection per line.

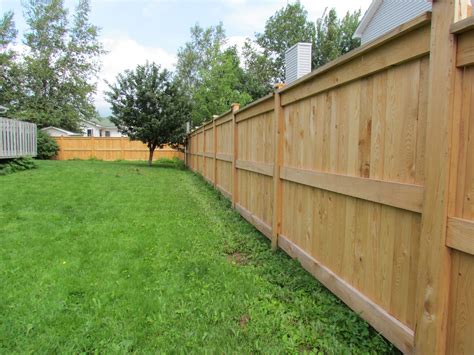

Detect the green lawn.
xmin=0 ymin=160 xmax=394 ymax=353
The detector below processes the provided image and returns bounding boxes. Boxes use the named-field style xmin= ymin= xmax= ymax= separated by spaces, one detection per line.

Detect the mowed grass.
xmin=0 ymin=160 xmax=395 ymax=353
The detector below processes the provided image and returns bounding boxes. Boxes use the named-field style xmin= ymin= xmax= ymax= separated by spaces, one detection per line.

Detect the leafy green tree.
xmin=17 ymin=0 xmax=104 ymax=130
xmin=254 ymin=1 xmax=315 ymax=83
xmin=243 ymin=3 xmax=361 ymax=90
xmin=240 ymin=39 xmax=275 ymax=100
xmin=193 ymin=47 xmax=252 ymax=124
xmin=0 ymin=11 xmax=22 ymax=111
xmin=175 ymin=23 xmax=226 ymax=101
xmin=313 ymin=8 xmax=362 ymax=68
xmin=105 ymin=62 xmax=190 ymax=166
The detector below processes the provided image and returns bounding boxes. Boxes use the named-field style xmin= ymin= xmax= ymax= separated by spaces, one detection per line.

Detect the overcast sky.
xmin=1 ymin=0 xmax=373 ymax=115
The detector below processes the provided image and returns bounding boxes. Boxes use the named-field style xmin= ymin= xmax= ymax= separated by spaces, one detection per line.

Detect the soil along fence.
xmin=55 ymin=137 xmax=183 ymax=161
xmin=186 ymin=4 xmax=474 ymax=354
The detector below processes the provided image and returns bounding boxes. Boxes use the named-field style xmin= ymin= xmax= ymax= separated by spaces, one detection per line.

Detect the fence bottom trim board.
xmin=277 ymin=234 xmax=414 ymax=354
xmin=216 ymin=184 xmax=232 ymax=200
xmin=235 ymin=203 xmax=272 ymax=239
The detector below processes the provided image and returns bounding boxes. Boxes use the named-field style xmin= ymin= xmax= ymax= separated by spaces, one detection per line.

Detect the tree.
xmin=313 ymin=8 xmax=361 ymax=68
xmin=240 ymin=39 xmax=275 ymax=100
xmin=0 ymin=11 xmax=22 ymax=111
xmin=243 ymin=3 xmax=362 ymax=88
xmin=17 ymin=0 xmax=104 ymax=130
xmin=193 ymin=47 xmax=252 ymax=123
xmin=175 ymin=23 xmax=226 ymax=100
xmin=105 ymin=62 xmax=190 ymax=166
xmin=254 ymin=1 xmax=316 ymax=83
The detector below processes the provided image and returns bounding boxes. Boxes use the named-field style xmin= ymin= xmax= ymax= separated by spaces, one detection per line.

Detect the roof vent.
xmin=285 ymin=42 xmax=312 ymax=85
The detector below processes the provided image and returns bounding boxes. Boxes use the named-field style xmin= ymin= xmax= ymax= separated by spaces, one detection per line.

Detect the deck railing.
xmin=0 ymin=117 xmax=37 ymax=159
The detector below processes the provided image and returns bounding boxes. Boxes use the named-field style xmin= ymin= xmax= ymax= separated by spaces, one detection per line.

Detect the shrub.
xmin=37 ymin=130 xmax=59 ymax=160
xmin=0 ymin=157 xmax=37 ymax=176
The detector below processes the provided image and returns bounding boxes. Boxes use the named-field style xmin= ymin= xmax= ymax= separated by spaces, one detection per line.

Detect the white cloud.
xmin=95 ymin=35 xmax=176 ymax=115
xmin=222 ymin=0 xmax=372 ymax=34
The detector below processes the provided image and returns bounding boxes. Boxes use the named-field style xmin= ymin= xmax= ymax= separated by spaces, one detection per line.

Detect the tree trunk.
xmin=148 ymin=146 xmax=155 ymax=166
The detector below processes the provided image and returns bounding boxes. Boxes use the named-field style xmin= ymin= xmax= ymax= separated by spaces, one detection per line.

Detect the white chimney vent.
xmin=285 ymin=42 xmax=312 ymax=85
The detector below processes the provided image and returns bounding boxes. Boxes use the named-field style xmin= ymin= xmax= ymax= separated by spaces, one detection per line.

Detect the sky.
xmin=1 ymin=0 xmax=373 ymax=115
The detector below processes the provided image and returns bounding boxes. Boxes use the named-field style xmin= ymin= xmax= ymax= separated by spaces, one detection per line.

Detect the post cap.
xmin=231 ymin=103 xmax=240 ymax=112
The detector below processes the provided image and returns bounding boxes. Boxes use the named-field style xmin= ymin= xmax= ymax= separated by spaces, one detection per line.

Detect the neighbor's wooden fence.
xmin=55 ymin=137 xmax=183 ymax=161
xmin=0 ymin=117 xmax=37 ymax=159
xmin=186 ymin=4 xmax=474 ymax=354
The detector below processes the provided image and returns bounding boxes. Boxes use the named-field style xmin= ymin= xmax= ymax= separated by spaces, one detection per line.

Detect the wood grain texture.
xmin=278 ymin=234 xmax=415 ymax=354
xmin=236 ymin=160 xmax=273 ymax=177
xmin=235 ymin=94 xmax=274 ymax=123
xmin=447 ymin=250 xmax=474 ymax=355
xmin=235 ymin=203 xmax=272 ymax=239
xmin=445 ymin=62 xmax=474 ymax=355
xmin=457 ymin=29 xmax=474 ymax=67
xmin=415 ymin=1 xmax=459 ymax=353
xmin=280 ymin=24 xmax=430 ymax=106
xmin=184 ymin=10 xmax=474 ymax=353
xmin=447 ymin=217 xmax=474 ymax=255
xmin=272 ymin=91 xmax=284 ymax=249
xmin=280 ymin=166 xmax=424 ymax=213
xmin=56 ymin=137 xmax=183 ymax=161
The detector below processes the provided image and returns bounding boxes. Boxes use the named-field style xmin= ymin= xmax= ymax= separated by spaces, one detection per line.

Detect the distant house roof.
xmin=41 ymin=126 xmax=81 ymax=136
xmin=82 ymin=117 xmax=117 ymax=129
xmin=354 ymin=0 xmax=432 ymax=44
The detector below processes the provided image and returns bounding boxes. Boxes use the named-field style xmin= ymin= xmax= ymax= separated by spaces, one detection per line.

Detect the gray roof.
xmin=88 ymin=117 xmax=116 ymax=128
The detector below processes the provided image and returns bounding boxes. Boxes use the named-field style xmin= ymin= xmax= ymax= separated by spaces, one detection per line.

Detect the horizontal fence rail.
xmin=0 ymin=117 xmax=37 ymax=159
xmin=55 ymin=137 xmax=183 ymax=161
xmin=186 ymin=7 xmax=474 ymax=354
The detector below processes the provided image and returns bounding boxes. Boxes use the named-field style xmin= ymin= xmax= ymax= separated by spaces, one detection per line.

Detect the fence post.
xmin=213 ymin=117 xmax=217 ymax=186
xmin=272 ymin=84 xmax=285 ymax=251
xmin=231 ymin=103 xmax=240 ymax=208
xmin=203 ymin=124 xmax=206 ymax=178
xmin=414 ymin=0 xmax=467 ymax=353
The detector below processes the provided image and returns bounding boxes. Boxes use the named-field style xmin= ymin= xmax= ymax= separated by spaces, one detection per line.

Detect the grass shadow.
xmin=113 ymin=157 xmax=186 ymax=170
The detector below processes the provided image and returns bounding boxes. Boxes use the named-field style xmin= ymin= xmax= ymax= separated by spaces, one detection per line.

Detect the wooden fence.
xmin=55 ymin=137 xmax=183 ymax=161
xmin=186 ymin=4 xmax=474 ymax=354
xmin=0 ymin=117 xmax=37 ymax=159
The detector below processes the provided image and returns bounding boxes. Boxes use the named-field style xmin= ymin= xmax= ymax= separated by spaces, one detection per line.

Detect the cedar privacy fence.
xmin=54 ymin=137 xmax=183 ymax=161
xmin=186 ymin=3 xmax=474 ymax=354
xmin=0 ymin=117 xmax=37 ymax=159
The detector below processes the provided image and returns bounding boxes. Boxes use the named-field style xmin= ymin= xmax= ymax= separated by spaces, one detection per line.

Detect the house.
xmin=81 ymin=117 xmax=124 ymax=137
xmin=41 ymin=126 xmax=82 ymax=137
xmin=354 ymin=0 xmax=432 ymax=45
xmin=354 ymin=0 xmax=473 ymax=45
xmin=42 ymin=118 xmax=125 ymax=138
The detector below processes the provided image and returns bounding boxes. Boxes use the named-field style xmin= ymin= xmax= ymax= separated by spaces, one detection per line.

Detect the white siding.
xmin=0 ymin=117 xmax=37 ymax=158
xmin=285 ymin=45 xmax=298 ymax=85
xmin=285 ymin=43 xmax=312 ymax=85
xmin=104 ymin=128 xmax=122 ymax=137
xmin=361 ymin=0 xmax=431 ymax=45
xmin=82 ymin=124 xmax=101 ymax=137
